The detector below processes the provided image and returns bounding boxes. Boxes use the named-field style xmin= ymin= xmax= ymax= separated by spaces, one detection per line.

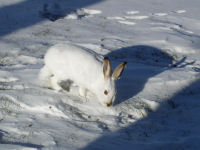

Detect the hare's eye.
xmin=104 ymin=90 xmax=108 ymax=95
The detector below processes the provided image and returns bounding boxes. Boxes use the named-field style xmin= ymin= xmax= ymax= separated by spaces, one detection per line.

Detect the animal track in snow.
xmin=174 ymin=10 xmax=186 ymax=14
xmin=118 ymin=20 xmax=136 ymax=26
xmin=81 ymin=9 xmax=102 ymax=15
xmin=106 ymin=16 xmax=125 ymax=21
xmin=40 ymin=2 xmax=102 ymax=21
xmin=126 ymin=11 xmax=140 ymax=15
xmin=106 ymin=9 xmax=187 ymax=26
xmin=153 ymin=13 xmax=168 ymax=17
xmin=65 ymin=8 xmax=102 ymax=20
xmin=170 ymin=24 xmax=194 ymax=34
xmin=125 ymin=10 xmax=149 ymax=20
xmin=125 ymin=15 xmax=149 ymax=20
xmin=153 ymin=9 xmax=186 ymax=17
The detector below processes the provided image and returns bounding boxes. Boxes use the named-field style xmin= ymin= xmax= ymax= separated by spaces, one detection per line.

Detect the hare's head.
xmin=98 ymin=57 xmax=127 ymax=107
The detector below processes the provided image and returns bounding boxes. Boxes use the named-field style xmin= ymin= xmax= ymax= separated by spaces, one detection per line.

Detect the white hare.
xmin=39 ymin=43 xmax=126 ymax=107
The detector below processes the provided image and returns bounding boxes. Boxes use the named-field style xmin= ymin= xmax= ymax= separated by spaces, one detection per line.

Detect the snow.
xmin=126 ymin=11 xmax=140 ymax=15
xmin=175 ymin=10 xmax=187 ymax=14
xmin=0 ymin=0 xmax=200 ymax=149
xmin=118 ymin=21 xmax=136 ymax=26
xmin=125 ymin=16 xmax=149 ymax=20
xmin=65 ymin=8 xmax=102 ymax=20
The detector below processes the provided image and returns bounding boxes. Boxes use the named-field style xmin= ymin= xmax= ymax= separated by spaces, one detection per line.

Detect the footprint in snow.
xmin=65 ymin=8 xmax=102 ymax=20
xmin=118 ymin=21 xmax=136 ymax=26
xmin=107 ymin=10 xmax=149 ymax=26
xmin=152 ymin=9 xmax=186 ymax=17
xmin=106 ymin=16 xmax=125 ymax=20
xmin=40 ymin=3 xmax=102 ymax=21
xmin=106 ymin=9 xmax=186 ymax=26
xmin=125 ymin=10 xmax=149 ymax=21
xmin=174 ymin=10 xmax=186 ymax=14
xmin=125 ymin=16 xmax=149 ymax=20
xmin=39 ymin=3 xmax=65 ymax=21
xmin=106 ymin=16 xmax=136 ymax=26
xmin=153 ymin=13 xmax=168 ymax=17
xmin=126 ymin=11 xmax=140 ymax=15
xmin=151 ymin=8 xmax=187 ymax=18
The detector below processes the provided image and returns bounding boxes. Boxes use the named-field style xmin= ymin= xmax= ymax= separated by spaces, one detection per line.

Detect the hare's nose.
xmin=106 ymin=101 xmax=112 ymax=107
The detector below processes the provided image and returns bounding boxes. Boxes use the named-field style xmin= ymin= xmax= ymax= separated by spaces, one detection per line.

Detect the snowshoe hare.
xmin=39 ymin=43 xmax=127 ymax=107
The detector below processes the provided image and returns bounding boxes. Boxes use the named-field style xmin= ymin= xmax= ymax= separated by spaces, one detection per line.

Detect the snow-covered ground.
xmin=0 ymin=0 xmax=200 ymax=149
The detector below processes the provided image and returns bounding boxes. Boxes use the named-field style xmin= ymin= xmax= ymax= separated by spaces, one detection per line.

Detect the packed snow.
xmin=0 ymin=0 xmax=200 ymax=150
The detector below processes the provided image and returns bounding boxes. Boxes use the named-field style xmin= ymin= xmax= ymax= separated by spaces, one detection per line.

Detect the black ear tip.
xmin=104 ymin=57 xmax=109 ymax=60
xmin=124 ymin=62 xmax=127 ymax=65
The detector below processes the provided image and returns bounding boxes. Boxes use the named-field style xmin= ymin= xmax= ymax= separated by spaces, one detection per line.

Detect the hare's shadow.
xmin=0 ymin=0 xmax=103 ymax=37
xmin=105 ymin=45 xmax=184 ymax=105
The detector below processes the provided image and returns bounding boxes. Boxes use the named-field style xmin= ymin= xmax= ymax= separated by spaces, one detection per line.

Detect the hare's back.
xmin=45 ymin=44 xmax=102 ymax=65
xmin=44 ymin=44 xmax=103 ymax=81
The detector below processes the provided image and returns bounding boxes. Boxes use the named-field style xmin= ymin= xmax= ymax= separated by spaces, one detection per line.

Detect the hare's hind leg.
xmin=50 ymin=76 xmax=62 ymax=91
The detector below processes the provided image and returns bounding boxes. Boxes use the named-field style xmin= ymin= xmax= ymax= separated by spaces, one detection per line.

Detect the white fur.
xmin=39 ymin=43 xmax=122 ymax=106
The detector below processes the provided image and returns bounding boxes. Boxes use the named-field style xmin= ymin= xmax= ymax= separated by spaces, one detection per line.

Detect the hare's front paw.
xmin=50 ymin=76 xmax=62 ymax=91
xmin=78 ymin=87 xmax=87 ymax=98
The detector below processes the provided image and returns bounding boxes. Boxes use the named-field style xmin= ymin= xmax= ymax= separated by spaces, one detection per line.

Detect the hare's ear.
xmin=112 ymin=62 xmax=127 ymax=80
xmin=103 ymin=57 xmax=112 ymax=80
